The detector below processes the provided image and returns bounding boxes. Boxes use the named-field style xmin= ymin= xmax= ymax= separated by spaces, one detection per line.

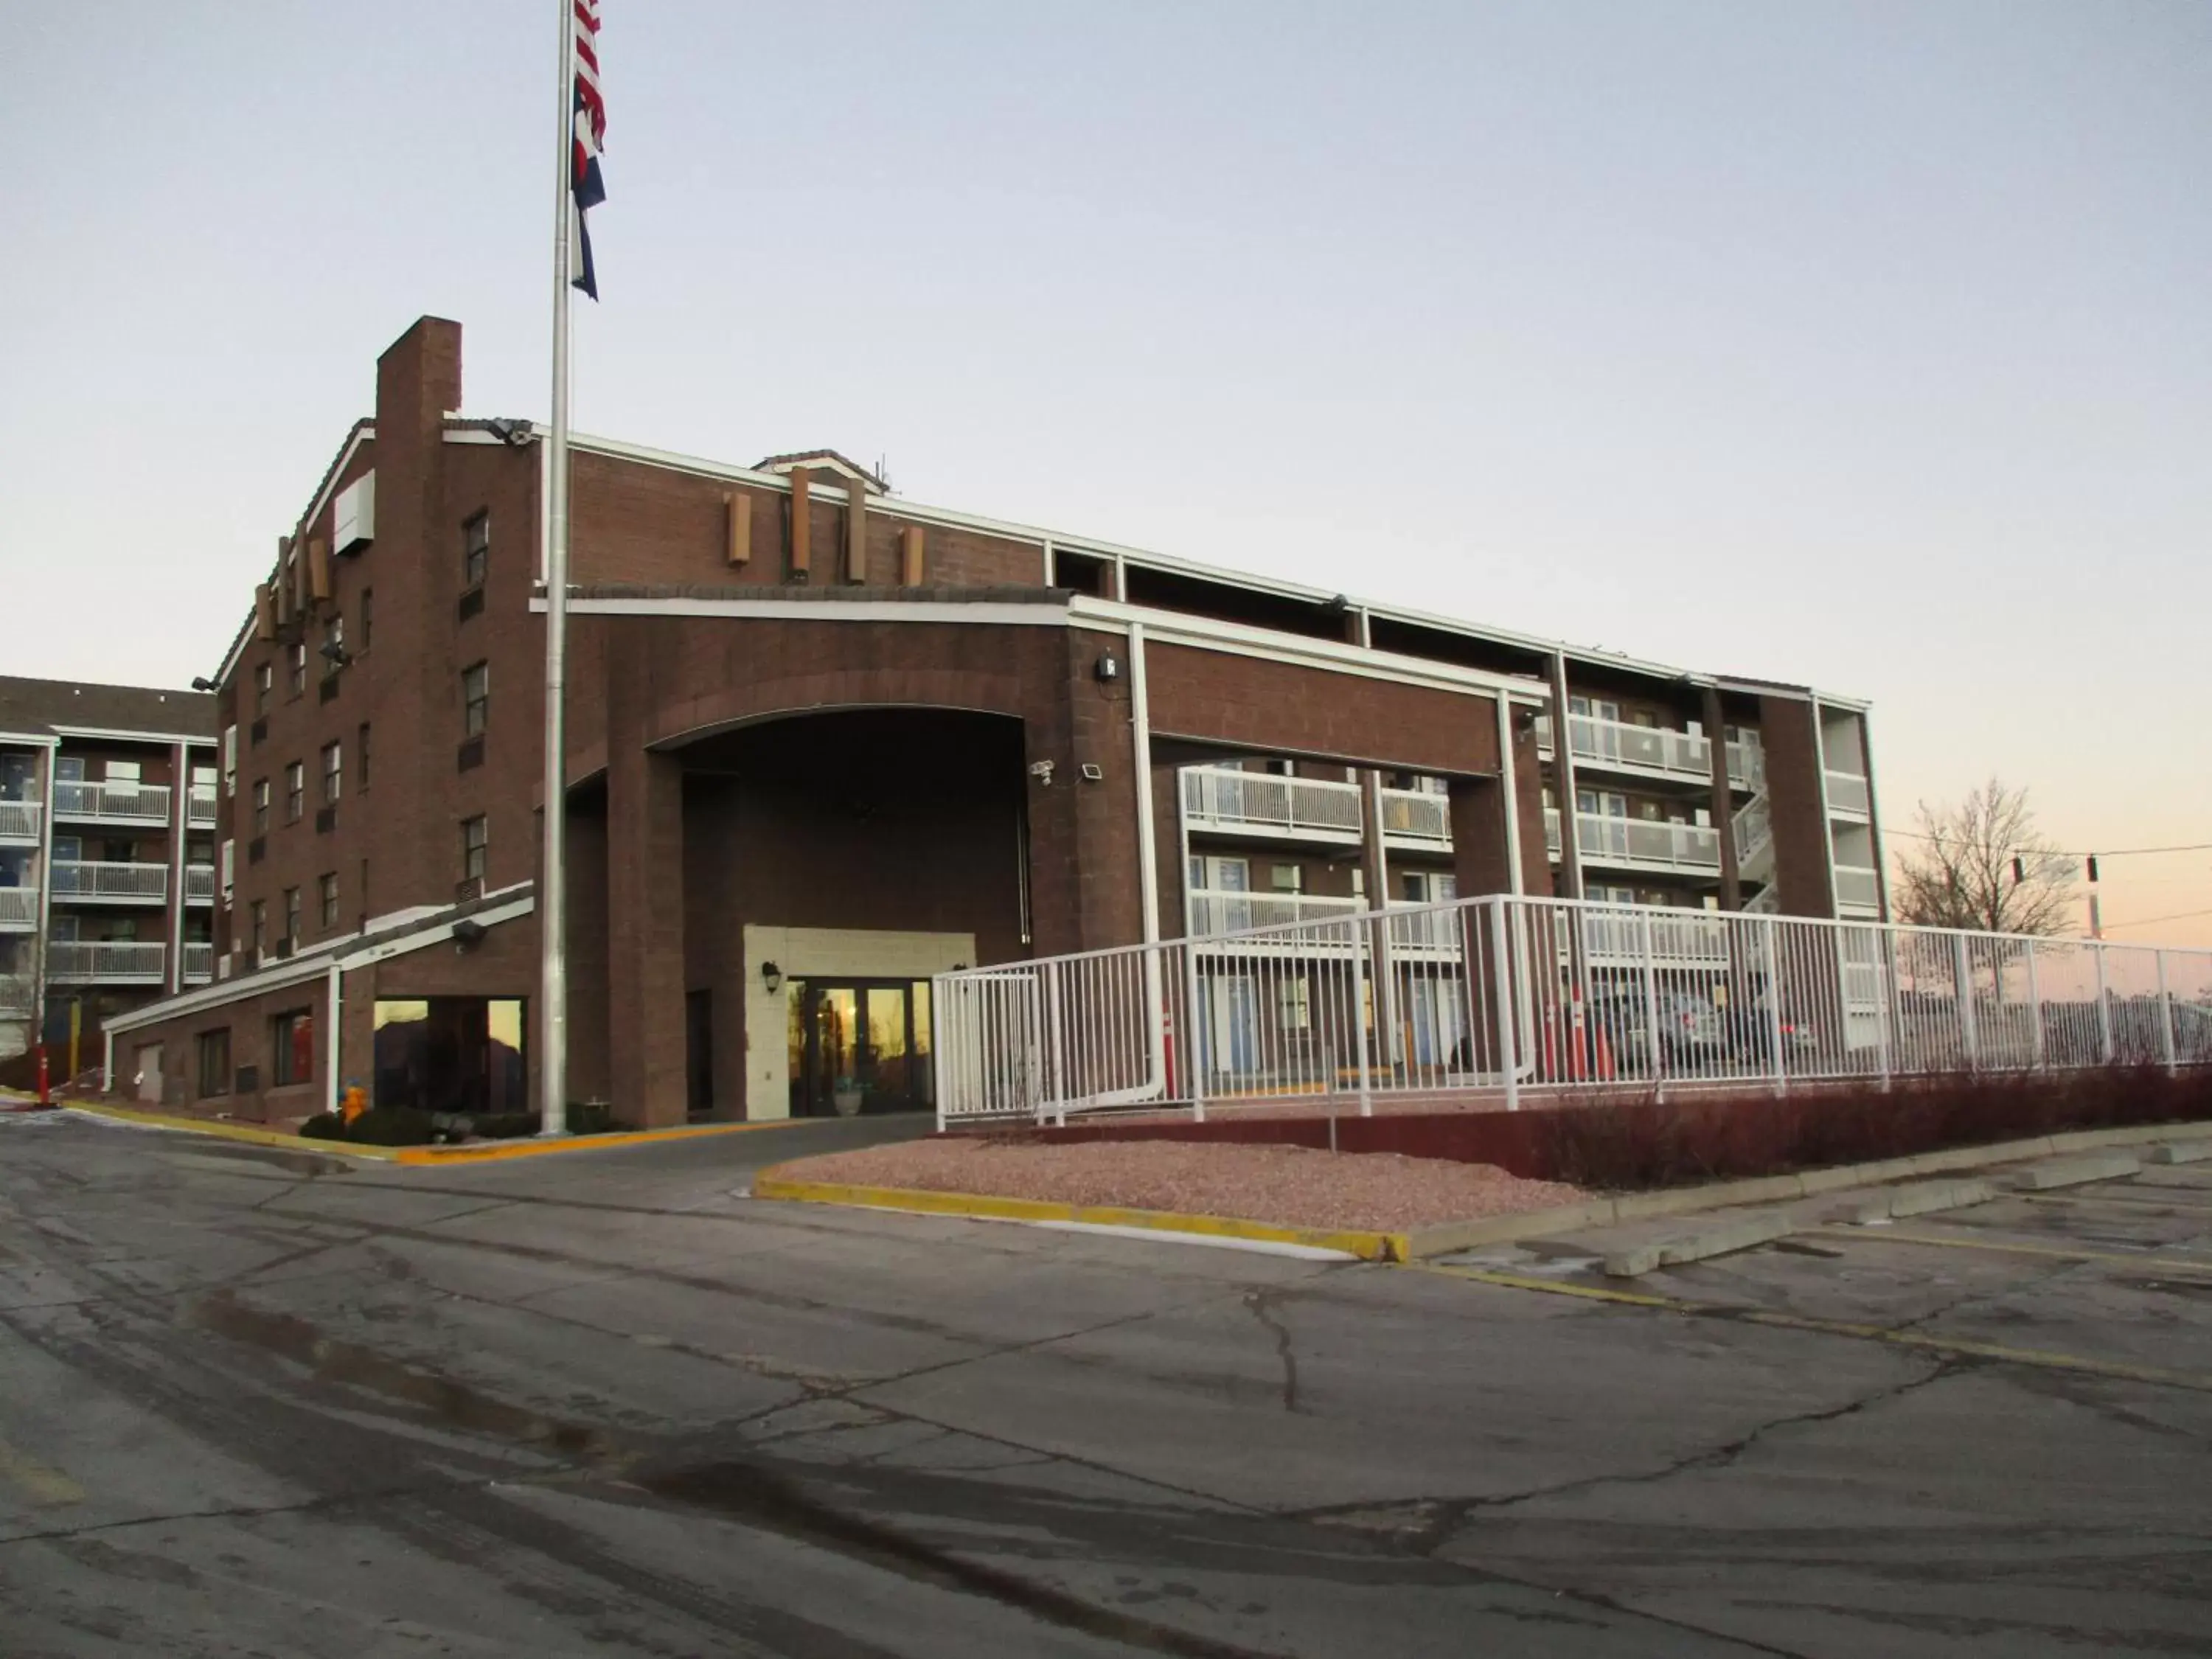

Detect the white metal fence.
xmin=932 ymin=894 xmax=2212 ymax=1126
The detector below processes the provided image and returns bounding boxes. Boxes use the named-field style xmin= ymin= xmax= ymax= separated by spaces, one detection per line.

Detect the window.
xmin=223 ymin=726 xmax=237 ymax=796
xmin=255 ymin=663 xmax=273 ymax=717
xmin=1279 ymin=977 xmax=1311 ymax=1032
xmin=249 ymin=899 xmax=266 ymax=956
xmin=462 ymin=662 xmax=489 ymax=737
xmin=321 ymin=615 xmax=344 ymax=678
xmin=271 ymin=1008 xmax=315 ymax=1088
xmin=460 ymin=815 xmax=487 ymax=883
xmin=360 ymin=587 xmax=373 ymax=653
xmin=462 ymin=512 xmax=489 ymax=589
xmin=252 ymin=779 xmax=271 ymax=835
xmin=357 ymin=723 xmax=371 ymax=791
xmin=55 ymin=757 xmax=84 ymax=783
xmin=319 ymin=872 xmax=338 ymax=929
xmin=1269 ymin=863 xmax=1301 ymax=894
xmin=283 ymin=886 xmax=301 ymax=947
xmin=285 ymin=761 xmax=305 ymax=822
xmin=288 ymin=641 xmax=306 ymax=698
xmin=105 ymin=759 xmax=142 ymax=785
xmin=321 ymin=742 xmax=342 ymax=804
xmin=196 ymin=1029 xmax=231 ymax=1098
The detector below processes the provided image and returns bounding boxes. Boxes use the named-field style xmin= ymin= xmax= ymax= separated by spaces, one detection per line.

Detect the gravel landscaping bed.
xmin=763 ymin=1137 xmax=1586 ymax=1233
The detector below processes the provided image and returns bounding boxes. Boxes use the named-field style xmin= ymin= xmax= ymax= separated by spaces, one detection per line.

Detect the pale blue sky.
xmin=5 ymin=3 xmax=2208 ymax=936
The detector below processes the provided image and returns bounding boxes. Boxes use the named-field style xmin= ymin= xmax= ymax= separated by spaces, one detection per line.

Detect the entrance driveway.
xmin=1 ymin=1110 xmax=2207 ymax=1656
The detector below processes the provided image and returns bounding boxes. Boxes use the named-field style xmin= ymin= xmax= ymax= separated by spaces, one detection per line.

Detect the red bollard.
xmin=35 ymin=1044 xmax=50 ymax=1107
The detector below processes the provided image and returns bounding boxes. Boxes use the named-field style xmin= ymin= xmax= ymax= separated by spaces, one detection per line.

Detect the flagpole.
xmin=538 ymin=0 xmax=574 ymax=1137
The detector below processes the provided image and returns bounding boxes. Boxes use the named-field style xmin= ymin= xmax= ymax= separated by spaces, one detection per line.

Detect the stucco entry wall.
xmin=742 ymin=925 xmax=975 ymax=1121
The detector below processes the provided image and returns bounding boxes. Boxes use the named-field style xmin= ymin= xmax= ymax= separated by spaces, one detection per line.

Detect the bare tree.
xmin=1893 ymin=778 xmax=2077 ymax=936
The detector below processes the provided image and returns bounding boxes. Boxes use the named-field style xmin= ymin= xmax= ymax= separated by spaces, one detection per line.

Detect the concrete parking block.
xmin=2012 ymin=1152 xmax=2143 ymax=1191
xmin=2149 ymin=1141 xmax=2212 ymax=1166
xmin=1604 ymin=1213 xmax=1792 ymax=1278
xmin=1843 ymin=1178 xmax=1995 ymax=1225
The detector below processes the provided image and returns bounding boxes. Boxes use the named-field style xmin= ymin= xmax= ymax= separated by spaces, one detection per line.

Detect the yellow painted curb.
xmin=751 ymin=1172 xmax=1407 ymax=1260
xmin=392 ymin=1120 xmax=792 ymax=1165
xmin=63 ymin=1101 xmax=804 ymax=1166
xmin=63 ymin=1101 xmax=404 ymax=1159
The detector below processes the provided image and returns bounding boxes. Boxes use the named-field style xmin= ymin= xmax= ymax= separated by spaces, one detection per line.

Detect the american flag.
xmin=570 ymin=0 xmax=607 ymax=299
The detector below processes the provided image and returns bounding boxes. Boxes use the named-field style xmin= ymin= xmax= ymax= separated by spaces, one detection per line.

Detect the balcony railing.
xmin=1573 ymin=812 xmax=1721 ymax=874
xmin=1574 ymin=907 xmax=1736 ymax=970
xmin=1182 ymin=768 xmax=1362 ymax=843
xmin=1544 ymin=808 xmax=1722 ymax=874
xmin=1725 ymin=738 xmax=1766 ymax=793
xmin=1376 ymin=787 xmax=1451 ymax=846
xmin=182 ymin=942 xmax=215 ymax=982
xmin=1826 ymin=770 xmax=1871 ymax=818
xmin=0 ymin=888 xmax=36 ymax=928
xmin=51 ymin=860 xmax=168 ymax=902
xmin=47 ymin=941 xmax=166 ymax=982
xmin=1180 ymin=767 xmax=1453 ymax=849
xmin=0 ymin=799 xmax=39 ymax=841
xmin=54 ymin=781 xmax=173 ymax=824
xmin=1537 ymin=714 xmax=1713 ymax=784
xmin=1835 ymin=864 xmax=1882 ymax=914
xmin=187 ymin=786 xmax=219 ymax=827
xmin=1733 ymin=793 xmax=1773 ymax=880
xmin=1188 ymin=888 xmax=1362 ymax=934
xmin=0 ymin=973 xmax=34 ymax=1017
xmin=184 ymin=863 xmax=216 ymax=902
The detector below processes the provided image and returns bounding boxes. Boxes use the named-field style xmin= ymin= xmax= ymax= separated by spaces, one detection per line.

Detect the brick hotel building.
xmin=102 ymin=316 xmax=1888 ymax=1127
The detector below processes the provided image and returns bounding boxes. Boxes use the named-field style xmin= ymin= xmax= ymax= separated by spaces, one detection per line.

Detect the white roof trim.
xmin=0 ymin=731 xmax=60 ymax=748
xmin=51 ymin=726 xmax=218 ymax=748
xmin=101 ymin=885 xmax=532 ymax=1034
xmin=546 ymin=596 xmax=1071 ymax=629
xmin=215 ymin=425 xmax=376 ymax=686
xmin=558 ymin=427 xmax=1733 ymax=690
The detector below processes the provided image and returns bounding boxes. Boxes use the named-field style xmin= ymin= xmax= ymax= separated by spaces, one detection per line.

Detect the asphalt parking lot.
xmin=1 ymin=1109 xmax=2208 ymax=1657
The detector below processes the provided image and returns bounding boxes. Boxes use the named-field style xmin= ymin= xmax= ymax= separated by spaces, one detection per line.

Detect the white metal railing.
xmin=1575 ymin=812 xmax=1720 ymax=874
xmin=0 ymin=888 xmax=35 ymax=927
xmin=187 ymin=787 xmax=218 ymax=826
xmin=1181 ymin=767 xmax=1363 ymax=841
xmin=1826 ymin=770 xmax=1871 ymax=817
xmin=933 ymin=894 xmax=2212 ymax=1124
xmin=53 ymin=782 xmax=173 ymax=823
xmin=0 ymin=973 xmax=34 ymax=1016
xmin=51 ymin=860 xmax=168 ymax=902
xmin=1537 ymin=713 xmax=1713 ymax=782
xmin=0 ymin=799 xmax=39 ymax=840
xmin=184 ymin=863 xmax=216 ymax=902
xmin=1377 ymin=787 xmax=1452 ymax=846
xmin=1726 ymin=738 xmax=1766 ymax=793
xmin=47 ymin=941 xmax=166 ymax=982
xmin=182 ymin=942 xmax=215 ymax=981
xmin=1189 ymin=888 xmax=1360 ymax=936
xmin=1733 ymin=793 xmax=1773 ymax=877
xmin=1834 ymin=865 xmax=1881 ymax=913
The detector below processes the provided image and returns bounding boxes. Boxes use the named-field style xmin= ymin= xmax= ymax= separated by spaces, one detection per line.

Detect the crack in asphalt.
xmin=1242 ymin=1290 xmax=1302 ymax=1414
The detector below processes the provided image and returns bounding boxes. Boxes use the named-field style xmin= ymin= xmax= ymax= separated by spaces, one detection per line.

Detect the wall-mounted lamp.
xmin=760 ymin=960 xmax=784 ymax=995
xmin=1093 ymin=652 xmax=1120 ymax=684
xmin=1027 ymin=759 xmax=1056 ymax=787
xmin=451 ymin=918 xmax=487 ymax=952
xmin=190 ymin=675 xmax=217 ymax=692
xmin=319 ymin=640 xmax=352 ymax=669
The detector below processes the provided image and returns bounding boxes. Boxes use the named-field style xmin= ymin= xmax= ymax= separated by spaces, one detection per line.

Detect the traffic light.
xmin=2086 ymin=855 xmax=2100 ymax=883
xmin=2011 ymin=855 xmax=2025 ymax=886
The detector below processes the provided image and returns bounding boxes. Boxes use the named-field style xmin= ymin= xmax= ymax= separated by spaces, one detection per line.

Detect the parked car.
xmin=1728 ymin=990 xmax=1820 ymax=1070
xmin=1590 ymin=985 xmax=1728 ymax=1074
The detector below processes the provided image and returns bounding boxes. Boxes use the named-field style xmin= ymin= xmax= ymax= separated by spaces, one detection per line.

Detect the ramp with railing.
xmin=931 ymin=894 xmax=2212 ymax=1127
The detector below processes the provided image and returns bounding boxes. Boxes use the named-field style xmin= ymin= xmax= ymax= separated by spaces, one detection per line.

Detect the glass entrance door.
xmin=790 ymin=980 xmax=935 ymax=1118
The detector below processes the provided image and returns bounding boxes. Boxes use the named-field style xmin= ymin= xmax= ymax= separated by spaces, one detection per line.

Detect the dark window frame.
xmin=462 ymin=512 xmax=490 ymax=591
xmin=460 ymin=815 xmax=487 ymax=884
xmin=195 ymin=1029 xmax=232 ymax=1098
xmin=462 ymin=661 xmax=489 ymax=738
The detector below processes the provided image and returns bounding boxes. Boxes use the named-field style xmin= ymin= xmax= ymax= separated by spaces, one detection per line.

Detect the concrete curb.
xmin=2011 ymin=1152 xmax=2142 ymax=1192
xmin=2150 ymin=1141 xmax=2212 ymax=1166
xmin=1605 ymin=1214 xmax=1793 ymax=1279
xmin=1397 ymin=1119 xmax=2212 ymax=1260
xmin=751 ymin=1172 xmax=1407 ymax=1261
xmin=62 ymin=1101 xmax=800 ymax=1166
xmin=1843 ymin=1177 xmax=1996 ymax=1226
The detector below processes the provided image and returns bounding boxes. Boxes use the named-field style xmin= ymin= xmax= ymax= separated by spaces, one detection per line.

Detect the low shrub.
xmin=567 ymin=1101 xmax=619 ymax=1135
xmin=1534 ymin=1066 xmax=2212 ymax=1191
xmin=336 ymin=1106 xmax=440 ymax=1147
xmin=299 ymin=1113 xmax=347 ymax=1141
xmin=472 ymin=1112 xmax=540 ymax=1139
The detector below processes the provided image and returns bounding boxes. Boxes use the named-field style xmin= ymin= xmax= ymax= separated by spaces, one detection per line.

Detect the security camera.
xmin=451 ymin=918 xmax=487 ymax=950
xmin=1027 ymin=759 xmax=1056 ymax=786
xmin=190 ymin=676 xmax=217 ymax=692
